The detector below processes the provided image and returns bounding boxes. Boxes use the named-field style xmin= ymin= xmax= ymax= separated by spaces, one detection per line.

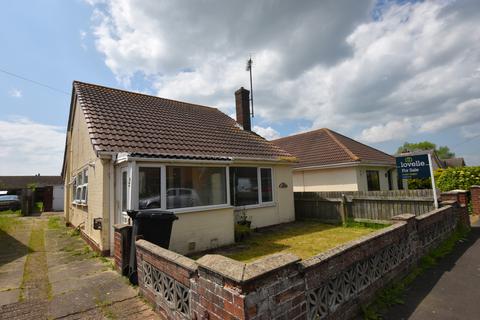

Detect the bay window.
xmin=166 ymin=167 xmax=226 ymax=209
xmin=138 ymin=167 xmax=161 ymax=209
xmin=230 ymin=167 xmax=273 ymax=207
xmin=137 ymin=166 xmax=227 ymax=210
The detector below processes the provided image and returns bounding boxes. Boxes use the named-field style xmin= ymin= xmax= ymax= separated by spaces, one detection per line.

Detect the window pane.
xmin=367 ymin=170 xmax=380 ymax=191
xmin=84 ymin=169 xmax=88 ymax=183
xmin=81 ymin=186 xmax=87 ymax=202
xmin=261 ymin=168 xmax=273 ymax=202
xmin=230 ymin=167 xmax=259 ymax=206
xmin=121 ymin=171 xmax=127 ymax=211
xmin=77 ymin=173 xmax=82 ymax=185
xmin=76 ymin=187 xmax=81 ymax=201
xmin=138 ymin=167 xmax=161 ymax=209
xmin=166 ymin=167 xmax=226 ymax=209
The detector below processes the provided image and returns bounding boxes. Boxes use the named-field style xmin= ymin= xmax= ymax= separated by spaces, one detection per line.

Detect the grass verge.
xmin=0 ymin=215 xmax=21 ymax=232
xmin=0 ymin=209 xmax=21 ymax=216
xmin=362 ymin=225 xmax=470 ymax=319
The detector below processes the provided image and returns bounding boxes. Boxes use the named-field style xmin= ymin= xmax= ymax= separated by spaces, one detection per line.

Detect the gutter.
xmin=111 ymin=153 xmax=296 ymax=166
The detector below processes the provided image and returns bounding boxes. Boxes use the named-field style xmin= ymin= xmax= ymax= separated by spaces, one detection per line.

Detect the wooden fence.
xmin=295 ymin=189 xmax=434 ymax=223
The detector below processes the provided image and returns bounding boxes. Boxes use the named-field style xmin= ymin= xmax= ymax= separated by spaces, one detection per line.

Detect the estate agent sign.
xmin=396 ymin=153 xmax=438 ymax=209
xmin=396 ymin=154 xmax=431 ymax=179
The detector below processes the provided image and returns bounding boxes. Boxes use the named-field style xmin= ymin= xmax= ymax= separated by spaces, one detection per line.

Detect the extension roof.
xmin=66 ymin=81 xmax=293 ymax=164
xmin=271 ymin=128 xmax=395 ymax=169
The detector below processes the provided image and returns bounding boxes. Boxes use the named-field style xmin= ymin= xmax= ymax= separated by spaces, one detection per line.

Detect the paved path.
xmin=385 ymin=219 xmax=480 ymax=320
xmin=0 ymin=213 xmax=160 ymax=320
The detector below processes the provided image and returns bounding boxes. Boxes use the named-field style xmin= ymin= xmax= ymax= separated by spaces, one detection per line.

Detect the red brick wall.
xmin=471 ymin=186 xmax=480 ymax=216
xmin=113 ymin=224 xmax=132 ymax=275
xmin=134 ymin=201 xmax=467 ymax=320
xmin=441 ymin=190 xmax=469 ymax=207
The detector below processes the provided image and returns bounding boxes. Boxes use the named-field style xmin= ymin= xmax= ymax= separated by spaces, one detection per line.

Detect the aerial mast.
xmin=246 ymin=56 xmax=254 ymax=117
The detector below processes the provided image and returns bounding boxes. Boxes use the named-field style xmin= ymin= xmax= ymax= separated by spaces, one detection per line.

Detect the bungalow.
xmin=62 ymin=82 xmax=295 ymax=255
xmin=272 ymin=128 xmax=405 ymax=192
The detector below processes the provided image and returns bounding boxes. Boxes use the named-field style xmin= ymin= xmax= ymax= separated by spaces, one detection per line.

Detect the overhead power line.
xmin=0 ymin=68 xmax=69 ymax=96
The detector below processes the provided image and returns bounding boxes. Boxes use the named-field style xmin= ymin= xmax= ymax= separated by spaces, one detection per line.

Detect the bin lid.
xmin=135 ymin=210 xmax=178 ymax=221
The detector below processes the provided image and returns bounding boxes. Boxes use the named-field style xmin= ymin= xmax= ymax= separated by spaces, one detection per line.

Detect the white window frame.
xmin=230 ymin=166 xmax=275 ymax=208
xmin=72 ymin=167 xmax=88 ymax=206
xmin=258 ymin=167 xmax=274 ymax=205
xmin=136 ymin=164 xmax=231 ymax=214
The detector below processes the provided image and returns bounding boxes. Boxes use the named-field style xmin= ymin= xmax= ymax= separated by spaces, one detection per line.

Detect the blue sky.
xmin=1 ymin=0 xmax=479 ymax=175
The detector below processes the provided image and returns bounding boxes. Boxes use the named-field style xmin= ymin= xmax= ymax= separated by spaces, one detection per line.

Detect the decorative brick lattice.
xmin=420 ymin=214 xmax=456 ymax=248
xmin=306 ymin=235 xmax=415 ymax=320
xmin=141 ymin=261 xmax=190 ymax=317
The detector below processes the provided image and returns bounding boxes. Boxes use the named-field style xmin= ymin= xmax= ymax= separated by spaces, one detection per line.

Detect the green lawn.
xmin=199 ymin=220 xmax=387 ymax=263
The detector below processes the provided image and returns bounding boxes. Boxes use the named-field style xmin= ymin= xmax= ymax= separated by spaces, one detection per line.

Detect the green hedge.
xmin=436 ymin=167 xmax=480 ymax=192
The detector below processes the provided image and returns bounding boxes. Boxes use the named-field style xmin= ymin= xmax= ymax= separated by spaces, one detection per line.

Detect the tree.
xmin=396 ymin=141 xmax=455 ymax=159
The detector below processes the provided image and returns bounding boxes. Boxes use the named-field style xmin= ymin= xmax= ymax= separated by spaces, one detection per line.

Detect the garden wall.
xmin=128 ymin=191 xmax=469 ymax=320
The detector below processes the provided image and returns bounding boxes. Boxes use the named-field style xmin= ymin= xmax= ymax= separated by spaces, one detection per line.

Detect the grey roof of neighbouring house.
xmin=0 ymin=176 xmax=63 ymax=189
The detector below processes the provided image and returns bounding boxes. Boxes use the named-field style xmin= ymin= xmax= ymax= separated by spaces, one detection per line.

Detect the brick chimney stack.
xmin=235 ymin=87 xmax=251 ymax=131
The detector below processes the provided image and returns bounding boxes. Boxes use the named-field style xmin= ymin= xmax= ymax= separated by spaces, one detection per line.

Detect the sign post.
xmin=427 ymin=153 xmax=439 ymax=209
xmin=396 ymin=154 xmax=438 ymax=209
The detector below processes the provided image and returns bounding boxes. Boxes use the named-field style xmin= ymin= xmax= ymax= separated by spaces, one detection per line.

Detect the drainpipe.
xmin=108 ymin=154 xmax=116 ymax=254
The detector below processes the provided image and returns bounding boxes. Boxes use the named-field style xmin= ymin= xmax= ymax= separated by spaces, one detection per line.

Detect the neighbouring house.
xmin=62 ymin=82 xmax=296 ymax=255
xmin=0 ymin=175 xmax=64 ymax=211
xmin=272 ymin=128 xmax=405 ymax=192
xmin=443 ymin=157 xmax=466 ymax=168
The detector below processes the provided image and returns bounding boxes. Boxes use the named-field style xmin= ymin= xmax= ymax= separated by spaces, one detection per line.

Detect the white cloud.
xmin=9 ymin=88 xmax=22 ymax=98
xmin=87 ymin=0 xmax=480 ymax=143
xmin=252 ymin=125 xmax=280 ymax=141
xmin=0 ymin=118 xmax=66 ymax=175
xmin=420 ymin=99 xmax=480 ymax=133
xmin=80 ymin=29 xmax=88 ymax=50
xmin=357 ymin=119 xmax=413 ymax=143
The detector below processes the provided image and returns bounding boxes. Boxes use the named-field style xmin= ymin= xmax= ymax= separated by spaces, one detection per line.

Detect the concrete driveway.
xmin=0 ymin=212 xmax=160 ymax=320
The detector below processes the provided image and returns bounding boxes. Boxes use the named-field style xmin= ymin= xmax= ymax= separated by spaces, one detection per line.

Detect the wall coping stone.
xmin=136 ymin=239 xmax=198 ymax=273
xmin=197 ymin=252 xmax=300 ymax=284
xmin=390 ymin=213 xmax=416 ymax=222
xmin=442 ymin=189 xmax=468 ymax=194
xmin=416 ymin=205 xmax=451 ymax=221
xmin=300 ymin=221 xmax=405 ymax=270
xmin=471 ymin=185 xmax=480 ymax=189
xmin=113 ymin=224 xmax=132 ymax=231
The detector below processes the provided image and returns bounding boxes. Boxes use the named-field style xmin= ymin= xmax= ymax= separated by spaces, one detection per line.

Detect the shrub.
xmin=234 ymin=223 xmax=252 ymax=242
xmin=436 ymin=167 xmax=480 ymax=192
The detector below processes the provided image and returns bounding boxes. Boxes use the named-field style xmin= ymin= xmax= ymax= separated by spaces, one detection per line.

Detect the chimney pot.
xmin=235 ymin=87 xmax=251 ymax=131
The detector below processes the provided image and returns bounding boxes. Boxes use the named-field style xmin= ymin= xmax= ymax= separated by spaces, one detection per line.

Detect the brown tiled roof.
xmin=271 ymin=128 xmax=395 ymax=169
xmin=0 ymin=176 xmax=63 ymax=189
xmin=72 ymin=81 xmax=292 ymax=161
